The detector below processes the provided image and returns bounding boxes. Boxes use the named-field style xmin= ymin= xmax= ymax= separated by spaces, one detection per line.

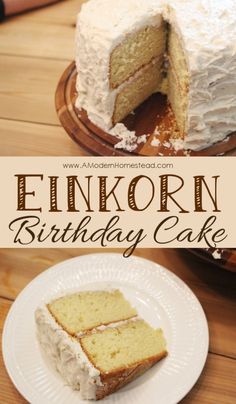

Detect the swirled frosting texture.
xmin=75 ymin=0 xmax=236 ymax=150
xmin=35 ymin=307 xmax=102 ymax=400
xmin=164 ymin=0 xmax=236 ymax=149
xmin=75 ymin=0 xmax=162 ymax=130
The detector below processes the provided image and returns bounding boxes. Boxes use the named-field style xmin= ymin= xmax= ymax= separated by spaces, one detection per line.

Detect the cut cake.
xmin=75 ymin=0 xmax=236 ymax=150
xmin=35 ymin=289 xmax=167 ymax=400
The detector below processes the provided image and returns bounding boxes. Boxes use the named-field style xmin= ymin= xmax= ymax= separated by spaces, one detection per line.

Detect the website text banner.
xmin=0 ymin=157 xmax=235 ymax=256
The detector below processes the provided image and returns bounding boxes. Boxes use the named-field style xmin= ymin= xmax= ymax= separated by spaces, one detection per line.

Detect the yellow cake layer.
xmin=110 ymin=21 xmax=166 ymax=89
xmin=110 ymin=23 xmax=189 ymax=137
xmin=167 ymin=27 xmax=189 ymax=134
xmin=168 ymin=28 xmax=189 ymax=89
xmin=48 ymin=290 xmax=137 ymax=335
xmin=113 ymin=57 xmax=163 ymax=124
xmin=80 ymin=319 xmax=167 ymax=373
xmin=168 ymin=68 xmax=188 ymax=134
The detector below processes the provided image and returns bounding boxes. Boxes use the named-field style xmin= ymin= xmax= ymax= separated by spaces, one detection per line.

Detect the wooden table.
xmin=0 ymin=248 xmax=235 ymax=404
xmin=0 ymin=1 xmax=235 ymax=403
xmin=0 ymin=0 xmax=87 ymax=156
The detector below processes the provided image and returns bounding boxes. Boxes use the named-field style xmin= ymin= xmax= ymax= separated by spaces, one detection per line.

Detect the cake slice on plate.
xmin=35 ymin=289 xmax=167 ymax=400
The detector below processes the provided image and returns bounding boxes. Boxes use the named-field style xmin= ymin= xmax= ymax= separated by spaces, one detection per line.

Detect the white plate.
xmin=2 ymin=253 xmax=208 ymax=404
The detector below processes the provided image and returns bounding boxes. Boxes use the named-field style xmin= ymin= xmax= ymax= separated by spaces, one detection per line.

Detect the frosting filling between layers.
xmin=76 ymin=55 xmax=164 ymax=130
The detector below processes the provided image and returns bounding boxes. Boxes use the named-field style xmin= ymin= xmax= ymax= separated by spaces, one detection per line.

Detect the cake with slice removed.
xmin=35 ymin=289 xmax=167 ymax=400
xmin=75 ymin=0 xmax=236 ymax=151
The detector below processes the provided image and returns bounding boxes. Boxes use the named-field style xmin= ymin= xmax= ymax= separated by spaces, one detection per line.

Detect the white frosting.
xmin=212 ymin=249 xmax=222 ymax=260
xmin=75 ymin=0 xmax=162 ymax=131
xmin=76 ymin=316 xmax=140 ymax=337
xmin=164 ymin=0 xmax=236 ymax=150
xmin=35 ymin=305 xmax=140 ymax=399
xmin=169 ymin=138 xmax=185 ymax=151
xmin=163 ymin=140 xmax=170 ymax=148
xmin=137 ymin=135 xmax=148 ymax=144
xmin=151 ymin=137 xmax=161 ymax=147
xmin=35 ymin=306 xmax=102 ymax=400
xmin=109 ymin=123 xmax=146 ymax=152
xmin=75 ymin=0 xmax=236 ymax=150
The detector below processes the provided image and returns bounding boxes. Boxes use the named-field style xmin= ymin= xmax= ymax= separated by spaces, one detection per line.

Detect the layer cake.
xmin=75 ymin=0 xmax=236 ymax=150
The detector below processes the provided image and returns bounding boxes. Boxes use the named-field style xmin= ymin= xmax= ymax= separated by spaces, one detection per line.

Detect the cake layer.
xmin=80 ymin=320 xmax=167 ymax=374
xmin=168 ymin=67 xmax=188 ymax=135
xmin=48 ymin=290 xmax=137 ymax=335
xmin=113 ymin=57 xmax=163 ymax=124
xmin=110 ymin=21 xmax=166 ymax=89
xmin=167 ymin=26 xmax=189 ymax=135
xmin=168 ymin=27 xmax=189 ymax=93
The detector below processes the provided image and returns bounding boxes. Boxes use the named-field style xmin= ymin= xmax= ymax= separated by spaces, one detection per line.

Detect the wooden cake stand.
xmin=55 ymin=63 xmax=236 ymax=271
xmin=55 ymin=62 xmax=236 ymax=156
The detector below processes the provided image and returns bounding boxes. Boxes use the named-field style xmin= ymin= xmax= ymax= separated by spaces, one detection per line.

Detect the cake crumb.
xmin=212 ymin=249 xmax=222 ymax=260
xmin=163 ymin=140 xmax=171 ymax=148
xmin=184 ymin=149 xmax=191 ymax=156
xmin=109 ymin=123 xmax=146 ymax=152
xmin=154 ymin=127 xmax=160 ymax=136
xmin=223 ymin=136 xmax=229 ymax=143
xmin=151 ymin=137 xmax=161 ymax=147
xmin=170 ymin=138 xmax=185 ymax=151
xmin=137 ymin=134 xmax=147 ymax=144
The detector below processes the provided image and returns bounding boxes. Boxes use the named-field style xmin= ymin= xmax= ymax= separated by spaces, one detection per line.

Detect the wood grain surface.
xmin=0 ymin=0 xmax=86 ymax=157
xmin=0 ymin=1 xmax=235 ymax=403
xmin=0 ymin=248 xmax=236 ymax=404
